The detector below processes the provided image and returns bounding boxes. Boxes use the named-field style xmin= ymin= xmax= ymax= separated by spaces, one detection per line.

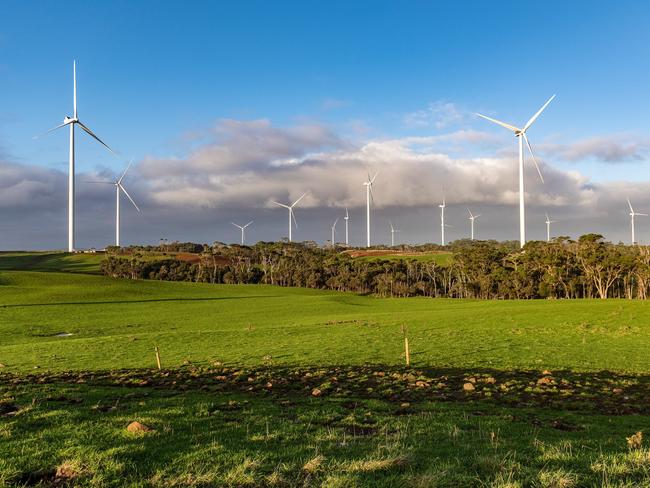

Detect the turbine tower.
xmin=467 ymin=208 xmax=481 ymax=241
xmin=330 ymin=218 xmax=339 ymax=247
xmin=344 ymin=208 xmax=349 ymax=246
xmin=389 ymin=221 xmax=400 ymax=247
xmin=232 ymin=221 xmax=253 ymax=245
xmin=363 ymin=172 xmax=378 ymax=248
xmin=439 ymin=197 xmax=446 ymax=246
xmin=43 ymin=61 xmax=116 ymax=252
xmin=544 ymin=213 xmax=557 ymax=242
xmin=627 ymin=198 xmax=647 ymax=245
xmin=476 ymin=95 xmax=555 ymax=248
xmin=272 ymin=192 xmax=307 ymax=242
xmin=87 ymin=161 xmax=140 ymax=247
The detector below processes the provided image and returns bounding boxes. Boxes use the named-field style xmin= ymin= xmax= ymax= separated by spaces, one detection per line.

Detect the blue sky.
xmin=2 ymin=1 xmax=650 ymax=248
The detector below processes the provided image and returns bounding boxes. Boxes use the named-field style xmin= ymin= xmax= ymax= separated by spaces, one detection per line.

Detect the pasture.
xmin=1 ymin=262 xmax=650 ymax=486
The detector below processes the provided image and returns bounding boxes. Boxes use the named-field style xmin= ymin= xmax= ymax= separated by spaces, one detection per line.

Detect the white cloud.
xmin=403 ymin=101 xmax=466 ymax=129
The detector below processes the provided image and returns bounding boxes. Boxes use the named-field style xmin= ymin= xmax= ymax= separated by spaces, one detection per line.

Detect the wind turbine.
xmin=272 ymin=192 xmax=307 ymax=242
xmin=439 ymin=197 xmax=446 ymax=246
xmin=344 ymin=208 xmax=349 ymax=246
xmin=476 ymin=95 xmax=555 ymax=248
xmin=544 ymin=212 xmax=557 ymax=242
xmin=389 ymin=220 xmax=400 ymax=247
xmin=467 ymin=208 xmax=481 ymax=241
xmin=363 ymin=172 xmax=379 ymax=248
xmin=330 ymin=218 xmax=339 ymax=247
xmin=232 ymin=221 xmax=253 ymax=245
xmin=41 ymin=61 xmax=116 ymax=252
xmin=627 ymin=198 xmax=647 ymax=245
xmin=87 ymin=161 xmax=140 ymax=247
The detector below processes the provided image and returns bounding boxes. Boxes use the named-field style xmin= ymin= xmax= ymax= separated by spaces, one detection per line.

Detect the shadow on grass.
xmin=2 ymin=364 xmax=649 ymax=487
xmin=0 ymin=296 xmax=284 ymax=308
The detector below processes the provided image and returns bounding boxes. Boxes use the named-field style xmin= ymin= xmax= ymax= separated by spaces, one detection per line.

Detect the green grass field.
xmin=1 ymin=259 xmax=650 ymax=486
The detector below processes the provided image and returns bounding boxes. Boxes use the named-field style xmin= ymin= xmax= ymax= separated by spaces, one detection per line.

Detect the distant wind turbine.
xmin=363 ymin=172 xmax=379 ymax=248
xmin=232 ymin=221 xmax=253 ymax=245
xmin=544 ymin=213 xmax=557 ymax=242
xmin=272 ymin=192 xmax=307 ymax=242
xmin=439 ymin=197 xmax=446 ymax=246
xmin=344 ymin=208 xmax=349 ymax=246
xmin=467 ymin=208 xmax=481 ymax=241
xmin=39 ymin=61 xmax=117 ymax=252
xmin=476 ymin=95 xmax=555 ymax=248
xmin=87 ymin=160 xmax=140 ymax=247
xmin=330 ymin=218 xmax=339 ymax=247
xmin=627 ymin=198 xmax=647 ymax=245
xmin=389 ymin=220 xmax=400 ymax=247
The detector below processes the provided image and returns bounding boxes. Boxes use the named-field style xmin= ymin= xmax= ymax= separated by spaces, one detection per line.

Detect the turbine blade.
xmin=73 ymin=60 xmax=77 ymax=119
xmin=119 ymin=184 xmax=140 ymax=212
xmin=370 ymin=171 xmax=379 ymax=184
xmin=33 ymin=121 xmax=70 ymax=139
xmin=345 ymin=207 xmax=349 ymax=218
xmin=118 ymin=159 xmax=133 ymax=184
xmin=333 ymin=218 xmax=339 ymax=227
xmin=523 ymin=133 xmax=544 ymax=183
xmin=369 ymin=185 xmax=375 ymax=204
xmin=244 ymin=221 xmax=253 ymax=228
xmin=467 ymin=207 xmax=473 ymax=218
xmin=272 ymin=201 xmax=290 ymax=209
xmin=291 ymin=208 xmax=298 ymax=228
xmin=627 ymin=198 xmax=634 ymax=213
xmin=475 ymin=113 xmax=520 ymax=133
xmin=231 ymin=222 xmax=242 ymax=229
xmin=291 ymin=192 xmax=307 ymax=207
xmin=638 ymin=213 xmax=649 ymax=217
xmin=77 ymin=121 xmax=117 ymax=156
xmin=523 ymin=95 xmax=556 ymax=131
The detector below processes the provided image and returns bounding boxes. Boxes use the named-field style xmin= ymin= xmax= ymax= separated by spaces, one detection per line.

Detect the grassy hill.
xmin=1 ymin=269 xmax=650 ymax=486
xmin=0 ymin=251 xmax=105 ymax=274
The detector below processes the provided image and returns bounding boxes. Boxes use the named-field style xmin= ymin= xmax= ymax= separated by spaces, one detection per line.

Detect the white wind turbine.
xmin=389 ymin=220 xmax=400 ymax=247
xmin=330 ymin=218 xmax=339 ymax=247
xmin=272 ymin=192 xmax=307 ymax=242
xmin=627 ymin=198 xmax=647 ymax=245
xmin=363 ymin=172 xmax=379 ymax=248
xmin=232 ymin=221 xmax=253 ymax=245
xmin=544 ymin=213 xmax=557 ymax=242
xmin=439 ymin=197 xmax=447 ymax=246
xmin=476 ymin=95 xmax=555 ymax=248
xmin=41 ymin=61 xmax=116 ymax=252
xmin=467 ymin=208 xmax=481 ymax=241
xmin=344 ymin=208 xmax=349 ymax=246
xmin=87 ymin=160 xmax=140 ymax=247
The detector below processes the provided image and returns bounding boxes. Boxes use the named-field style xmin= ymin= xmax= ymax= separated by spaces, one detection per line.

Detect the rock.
xmin=0 ymin=363 xmax=6 ymax=368
xmin=537 ymin=376 xmax=555 ymax=386
xmin=415 ymin=381 xmax=429 ymax=388
xmin=126 ymin=421 xmax=154 ymax=434
xmin=266 ymin=382 xmax=273 ymax=389
xmin=467 ymin=377 xmax=477 ymax=384
xmin=463 ymin=382 xmax=475 ymax=392
xmin=613 ymin=388 xmax=623 ymax=395
xmin=627 ymin=431 xmax=643 ymax=450
xmin=484 ymin=377 xmax=496 ymax=384
xmin=542 ymin=369 xmax=552 ymax=375
xmin=400 ymin=402 xmax=410 ymax=408
xmin=311 ymin=388 xmax=322 ymax=397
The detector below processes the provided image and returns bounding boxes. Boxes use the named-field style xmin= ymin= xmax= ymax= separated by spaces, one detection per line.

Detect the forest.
xmin=100 ymin=234 xmax=650 ymax=299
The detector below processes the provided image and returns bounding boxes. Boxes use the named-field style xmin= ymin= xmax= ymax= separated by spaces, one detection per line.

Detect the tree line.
xmin=100 ymin=234 xmax=650 ymax=299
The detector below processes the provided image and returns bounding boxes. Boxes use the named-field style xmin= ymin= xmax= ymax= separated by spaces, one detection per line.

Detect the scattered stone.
xmin=311 ymin=388 xmax=322 ymax=397
xmin=613 ymin=388 xmax=623 ymax=395
xmin=463 ymin=382 xmax=475 ymax=392
xmin=484 ymin=377 xmax=496 ymax=384
xmin=467 ymin=377 xmax=477 ymax=384
xmin=266 ymin=382 xmax=273 ymax=389
xmin=537 ymin=376 xmax=555 ymax=386
xmin=400 ymin=402 xmax=410 ymax=408
xmin=126 ymin=421 xmax=154 ymax=434
xmin=415 ymin=381 xmax=429 ymax=388
xmin=627 ymin=431 xmax=643 ymax=450
xmin=542 ymin=369 xmax=552 ymax=375
xmin=0 ymin=363 xmax=6 ymax=368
